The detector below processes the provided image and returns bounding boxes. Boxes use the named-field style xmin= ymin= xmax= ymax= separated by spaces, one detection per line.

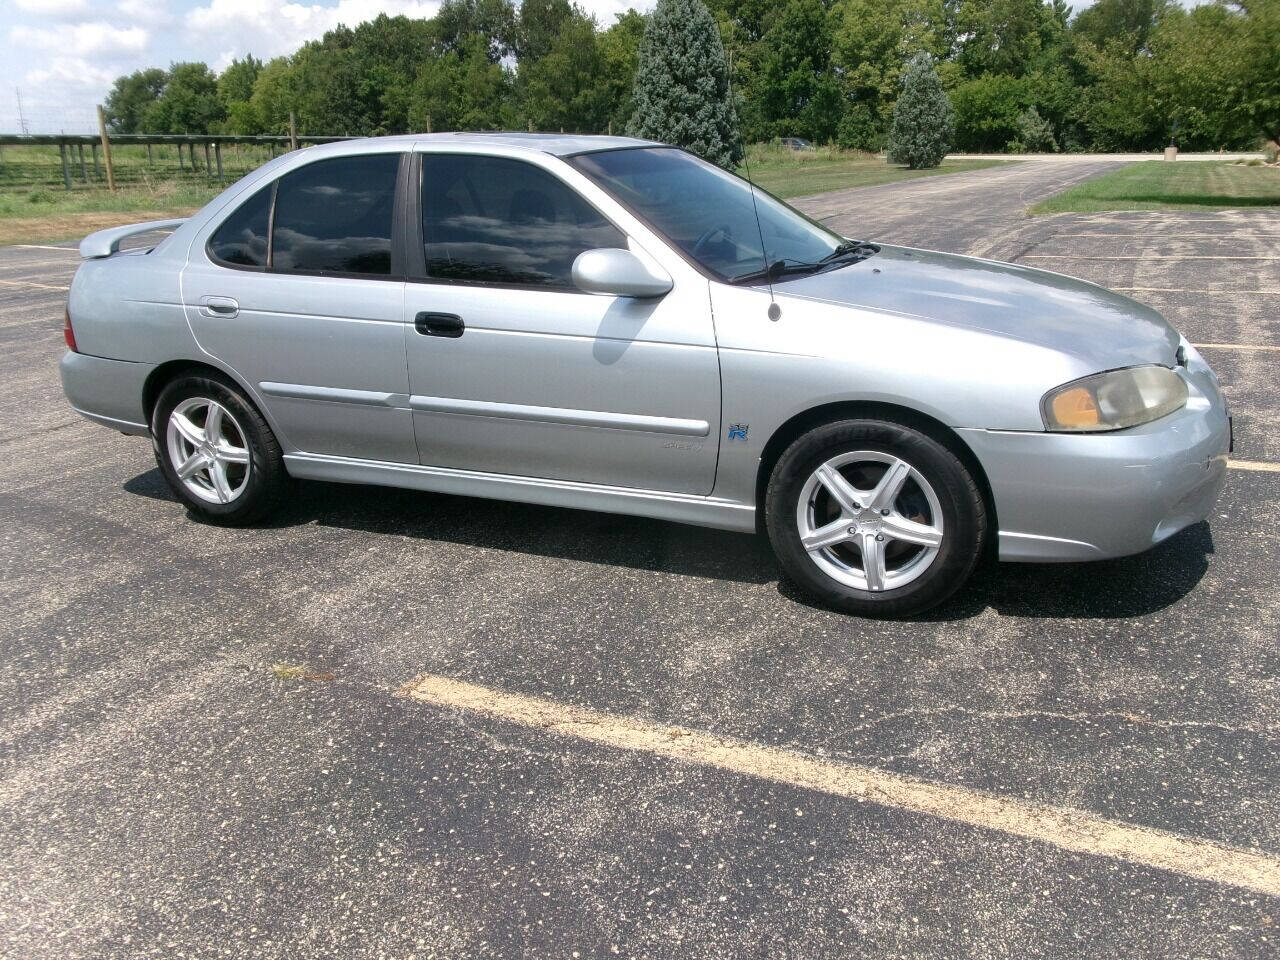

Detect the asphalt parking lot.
xmin=2 ymin=158 xmax=1277 ymax=958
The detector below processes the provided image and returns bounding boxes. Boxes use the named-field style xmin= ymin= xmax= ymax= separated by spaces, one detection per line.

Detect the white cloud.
xmin=11 ymin=21 xmax=150 ymax=56
xmin=184 ymin=0 xmax=442 ymax=60
xmin=115 ymin=0 xmax=174 ymax=26
xmin=12 ymin=0 xmax=90 ymax=18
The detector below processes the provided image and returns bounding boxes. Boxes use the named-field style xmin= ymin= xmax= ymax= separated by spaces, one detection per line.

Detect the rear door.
xmin=183 ymin=149 xmax=416 ymax=463
xmin=402 ymin=150 xmax=721 ymax=495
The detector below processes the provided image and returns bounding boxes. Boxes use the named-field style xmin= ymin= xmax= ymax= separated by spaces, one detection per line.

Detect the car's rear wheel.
xmin=766 ymin=419 xmax=986 ymax=617
xmin=151 ymin=372 xmax=288 ymax=525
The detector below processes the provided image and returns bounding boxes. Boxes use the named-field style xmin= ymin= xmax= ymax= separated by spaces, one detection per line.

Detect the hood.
xmin=776 ymin=244 xmax=1180 ymax=371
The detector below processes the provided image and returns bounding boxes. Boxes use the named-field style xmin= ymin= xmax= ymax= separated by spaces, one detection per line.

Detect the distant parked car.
xmin=61 ymin=134 xmax=1229 ymax=616
xmin=780 ymin=137 xmax=814 ymax=151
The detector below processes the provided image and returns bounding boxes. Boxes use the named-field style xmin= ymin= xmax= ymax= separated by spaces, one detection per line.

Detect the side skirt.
xmin=283 ymin=452 xmax=758 ymax=534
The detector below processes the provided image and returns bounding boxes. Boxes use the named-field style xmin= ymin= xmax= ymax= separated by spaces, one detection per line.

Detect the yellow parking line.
xmin=403 ymin=674 xmax=1280 ymax=897
xmin=1052 ymin=233 xmax=1280 ymax=240
xmin=1229 ymin=460 xmax=1280 ymax=473
xmin=0 ymin=278 xmax=69 ymax=292
xmin=1023 ymin=255 xmax=1280 ymax=261
xmin=1114 ymin=287 xmax=1280 ymax=295
xmin=1195 ymin=343 xmax=1280 ymax=352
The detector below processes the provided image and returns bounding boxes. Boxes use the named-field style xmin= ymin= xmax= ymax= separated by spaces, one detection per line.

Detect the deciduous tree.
xmin=104 ymin=68 xmax=167 ymax=133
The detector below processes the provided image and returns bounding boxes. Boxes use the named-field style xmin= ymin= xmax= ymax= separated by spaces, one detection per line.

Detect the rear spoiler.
xmin=79 ymin=218 xmax=188 ymax=259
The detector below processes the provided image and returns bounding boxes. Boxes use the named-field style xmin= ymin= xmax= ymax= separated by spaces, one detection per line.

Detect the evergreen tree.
xmin=627 ymin=0 xmax=742 ymax=167
xmin=887 ymin=53 xmax=952 ymax=169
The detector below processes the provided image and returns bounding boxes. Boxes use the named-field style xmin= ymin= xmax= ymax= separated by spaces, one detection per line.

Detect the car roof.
xmin=322 ymin=132 xmax=661 ymax=157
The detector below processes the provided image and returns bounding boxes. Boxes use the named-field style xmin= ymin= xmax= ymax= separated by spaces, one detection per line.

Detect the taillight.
xmin=63 ymin=307 xmax=78 ymax=352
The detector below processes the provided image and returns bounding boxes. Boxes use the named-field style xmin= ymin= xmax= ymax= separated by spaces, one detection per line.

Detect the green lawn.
xmin=1031 ymin=160 xmax=1280 ymax=214
xmin=0 ymin=184 xmax=222 ymax=245
xmin=0 ymin=141 xmax=272 ymax=244
xmin=741 ymin=144 xmax=1006 ymax=199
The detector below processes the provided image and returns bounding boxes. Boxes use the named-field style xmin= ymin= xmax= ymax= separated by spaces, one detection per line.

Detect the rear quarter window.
xmin=208 ymin=184 xmax=272 ymax=267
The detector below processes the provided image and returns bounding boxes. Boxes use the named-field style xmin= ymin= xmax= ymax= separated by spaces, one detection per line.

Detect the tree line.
xmin=104 ymin=0 xmax=1277 ymax=155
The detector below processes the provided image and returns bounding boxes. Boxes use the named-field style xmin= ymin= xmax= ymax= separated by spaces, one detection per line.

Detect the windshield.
xmin=569 ymin=147 xmax=850 ymax=284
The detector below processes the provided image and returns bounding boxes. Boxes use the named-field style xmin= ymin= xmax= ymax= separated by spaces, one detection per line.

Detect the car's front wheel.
xmin=151 ymin=372 xmax=288 ymax=525
xmin=766 ymin=419 xmax=986 ymax=617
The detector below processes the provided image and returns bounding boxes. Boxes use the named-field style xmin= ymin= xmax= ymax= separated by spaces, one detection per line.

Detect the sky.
xmin=0 ymin=0 xmax=1171 ymax=134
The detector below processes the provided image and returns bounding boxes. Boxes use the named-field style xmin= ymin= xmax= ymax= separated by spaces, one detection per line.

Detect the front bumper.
xmin=958 ymin=388 xmax=1230 ymax=562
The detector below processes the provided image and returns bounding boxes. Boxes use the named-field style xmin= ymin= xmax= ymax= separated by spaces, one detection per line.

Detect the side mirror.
xmin=572 ymin=248 xmax=673 ymax=299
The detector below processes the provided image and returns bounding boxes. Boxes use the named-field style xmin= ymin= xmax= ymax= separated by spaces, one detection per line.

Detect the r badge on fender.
xmin=727 ymin=423 xmax=749 ymax=442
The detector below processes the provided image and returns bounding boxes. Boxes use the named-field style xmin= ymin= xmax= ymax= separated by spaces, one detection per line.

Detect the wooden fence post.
xmin=78 ymin=143 xmax=88 ymax=182
xmin=59 ymin=142 xmax=71 ymax=190
xmin=178 ymin=143 xmax=185 ymax=172
xmin=96 ymin=105 xmax=115 ymax=192
xmin=204 ymin=141 xmax=212 ymax=176
xmin=91 ymin=142 xmax=100 ymax=178
xmin=146 ymin=143 xmax=153 ymax=167
xmin=288 ymin=112 xmax=298 ymax=151
xmin=215 ymin=141 xmax=223 ymax=180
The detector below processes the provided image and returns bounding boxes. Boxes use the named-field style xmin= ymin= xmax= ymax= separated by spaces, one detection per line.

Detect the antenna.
xmin=719 ymin=25 xmax=777 ymax=315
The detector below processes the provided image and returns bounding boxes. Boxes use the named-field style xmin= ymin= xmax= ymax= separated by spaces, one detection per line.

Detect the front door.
xmin=183 ymin=150 xmax=416 ymax=464
xmin=403 ymin=152 xmax=720 ymax=495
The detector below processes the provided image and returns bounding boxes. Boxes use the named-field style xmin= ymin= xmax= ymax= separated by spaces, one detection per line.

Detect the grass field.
xmin=0 ymin=141 xmax=277 ymax=245
xmin=0 ymin=183 xmax=223 ymax=245
xmin=741 ymin=143 xmax=1005 ymax=199
xmin=0 ymin=140 xmax=1008 ymax=244
xmin=1031 ymin=160 xmax=1280 ymax=213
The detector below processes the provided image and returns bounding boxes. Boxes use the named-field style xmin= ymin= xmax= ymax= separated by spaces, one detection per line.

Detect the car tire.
xmin=766 ymin=419 xmax=986 ymax=617
xmin=151 ymin=371 xmax=289 ymax=526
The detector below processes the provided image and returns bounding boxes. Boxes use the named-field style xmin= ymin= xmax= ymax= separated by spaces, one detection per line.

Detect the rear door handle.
xmin=202 ymin=296 xmax=239 ymax=318
xmin=415 ymin=312 xmax=464 ymax=338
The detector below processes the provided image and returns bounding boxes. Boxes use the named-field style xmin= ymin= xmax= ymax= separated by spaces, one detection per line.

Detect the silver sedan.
xmin=60 ymin=134 xmax=1230 ymax=616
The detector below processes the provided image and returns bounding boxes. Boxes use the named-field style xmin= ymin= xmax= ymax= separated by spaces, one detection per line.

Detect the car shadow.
xmin=124 ymin=470 xmax=1214 ymax=617
xmin=780 ymin=521 xmax=1215 ymax=621
xmin=123 ymin=469 xmax=780 ymax=585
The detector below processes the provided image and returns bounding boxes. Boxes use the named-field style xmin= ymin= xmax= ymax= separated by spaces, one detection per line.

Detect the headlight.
xmin=1042 ymin=365 xmax=1188 ymax=432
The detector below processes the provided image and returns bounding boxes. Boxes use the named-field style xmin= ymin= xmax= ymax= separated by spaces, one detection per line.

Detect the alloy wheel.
xmin=794 ymin=450 xmax=944 ymax=592
xmin=165 ymin=397 xmax=251 ymax=505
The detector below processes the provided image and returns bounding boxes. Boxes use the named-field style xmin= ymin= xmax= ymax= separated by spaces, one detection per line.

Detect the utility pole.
xmin=15 ymin=88 xmax=29 ymax=134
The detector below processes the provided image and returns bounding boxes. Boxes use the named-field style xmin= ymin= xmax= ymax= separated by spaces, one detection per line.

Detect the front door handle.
xmin=202 ymin=296 xmax=239 ymax=318
xmin=415 ymin=312 xmax=464 ymax=338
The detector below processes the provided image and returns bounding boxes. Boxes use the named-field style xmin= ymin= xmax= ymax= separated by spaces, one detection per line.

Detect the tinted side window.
xmin=421 ymin=155 xmax=625 ymax=288
xmin=208 ymin=184 xmax=272 ymax=267
xmin=271 ymin=154 xmax=400 ymax=275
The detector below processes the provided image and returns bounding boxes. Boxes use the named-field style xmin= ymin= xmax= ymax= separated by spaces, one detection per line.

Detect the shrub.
xmin=951 ymin=74 xmax=1026 ymax=153
xmin=836 ymin=103 xmax=883 ymax=152
xmin=886 ymin=53 xmax=952 ymax=169
xmin=1009 ymin=107 xmax=1058 ymax=153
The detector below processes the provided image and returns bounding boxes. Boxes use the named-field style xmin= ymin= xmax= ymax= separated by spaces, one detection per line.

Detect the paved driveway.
xmin=2 ymin=160 xmax=1278 ymax=958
